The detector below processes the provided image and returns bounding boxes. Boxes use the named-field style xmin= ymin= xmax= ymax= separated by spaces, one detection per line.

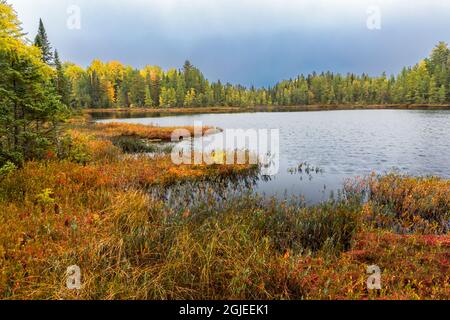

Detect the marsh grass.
xmin=110 ymin=136 xmax=174 ymax=154
xmin=0 ymin=118 xmax=448 ymax=300
xmin=93 ymin=122 xmax=217 ymax=141
xmin=364 ymin=174 xmax=450 ymax=234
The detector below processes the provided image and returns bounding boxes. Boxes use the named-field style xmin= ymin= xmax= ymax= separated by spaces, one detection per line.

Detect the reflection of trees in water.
xmin=147 ymin=165 xmax=373 ymax=215
xmin=149 ymin=172 xmax=261 ymax=213
xmin=148 ymin=172 xmax=315 ymax=220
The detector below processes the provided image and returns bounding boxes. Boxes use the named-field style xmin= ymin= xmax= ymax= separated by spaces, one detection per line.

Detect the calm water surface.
xmin=96 ymin=110 xmax=450 ymax=204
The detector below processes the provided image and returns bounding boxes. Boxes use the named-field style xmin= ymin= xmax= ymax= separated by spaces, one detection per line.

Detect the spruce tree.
xmin=175 ymin=74 xmax=186 ymax=107
xmin=34 ymin=18 xmax=53 ymax=65
xmin=183 ymin=60 xmax=194 ymax=89
xmin=54 ymin=50 xmax=70 ymax=105
xmin=428 ymin=76 xmax=438 ymax=103
xmin=438 ymin=85 xmax=447 ymax=104
xmin=144 ymin=86 xmax=154 ymax=108
xmin=89 ymin=70 xmax=103 ymax=108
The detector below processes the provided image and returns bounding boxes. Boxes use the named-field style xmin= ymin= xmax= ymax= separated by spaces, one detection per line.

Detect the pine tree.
xmin=438 ymin=85 xmax=447 ymax=104
xmin=183 ymin=60 xmax=193 ymax=89
xmin=128 ymin=70 xmax=146 ymax=107
xmin=89 ymin=70 xmax=103 ymax=108
xmin=144 ymin=86 xmax=154 ymax=108
xmin=34 ymin=18 xmax=53 ymax=65
xmin=428 ymin=76 xmax=438 ymax=103
xmin=54 ymin=50 xmax=70 ymax=105
xmin=48 ymin=39 xmax=450 ymax=109
xmin=204 ymin=83 xmax=214 ymax=106
xmin=175 ymin=74 xmax=186 ymax=107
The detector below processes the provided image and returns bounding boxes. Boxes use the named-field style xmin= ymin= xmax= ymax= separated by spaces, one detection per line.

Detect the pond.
xmin=95 ymin=109 xmax=450 ymax=205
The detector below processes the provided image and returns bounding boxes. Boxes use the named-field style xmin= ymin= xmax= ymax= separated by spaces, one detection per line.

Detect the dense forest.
xmin=60 ymin=44 xmax=450 ymax=109
xmin=7 ymin=8 xmax=450 ymax=110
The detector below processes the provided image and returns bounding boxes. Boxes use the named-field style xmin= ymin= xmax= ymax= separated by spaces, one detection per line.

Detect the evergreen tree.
xmin=183 ymin=60 xmax=194 ymax=89
xmin=128 ymin=69 xmax=146 ymax=107
xmin=428 ymin=76 xmax=438 ymax=103
xmin=34 ymin=18 xmax=53 ymax=65
xmin=0 ymin=1 xmax=67 ymax=167
xmin=89 ymin=70 xmax=103 ymax=108
xmin=175 ymin=74 xmax=186 ymax=107
xmin=204 ymin=83 xmax=214 ymax=106
xmin=438 ymin=85 xmax=447 ymax=104
xmin=54 ymin=50 xmax=70 ymax=105
xmin=144 ymin=86 xmax=154 ymax=108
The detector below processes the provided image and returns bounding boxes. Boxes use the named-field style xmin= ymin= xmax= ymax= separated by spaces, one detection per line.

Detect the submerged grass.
xmin=0 ymin=117 xmax=448 ymax=300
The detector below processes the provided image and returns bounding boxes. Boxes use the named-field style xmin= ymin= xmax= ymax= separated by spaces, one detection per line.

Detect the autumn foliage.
xmin=365 ymin=174 xmax=450 ymax=234
xmin=0 ymin=120 xmax=448 ymax=299
xmin=92 ymin=122 xmax=218 ymax=141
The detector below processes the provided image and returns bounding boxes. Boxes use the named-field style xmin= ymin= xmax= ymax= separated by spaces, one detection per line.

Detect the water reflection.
xmin=149 ymin=173 xmax=260 ymax=213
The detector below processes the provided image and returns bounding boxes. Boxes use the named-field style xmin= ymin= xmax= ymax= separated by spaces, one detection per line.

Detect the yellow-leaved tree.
xmin=0 ymin=0 xmax=67 ymax=168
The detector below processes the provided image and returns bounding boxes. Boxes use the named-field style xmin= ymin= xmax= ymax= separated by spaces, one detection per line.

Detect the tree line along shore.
xmin=84 ymin=104 xmax=450 ymax=115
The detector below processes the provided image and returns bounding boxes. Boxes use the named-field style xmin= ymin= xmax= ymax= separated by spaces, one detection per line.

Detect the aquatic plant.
xmin=288 ymin=162 xmax=324 ymax=181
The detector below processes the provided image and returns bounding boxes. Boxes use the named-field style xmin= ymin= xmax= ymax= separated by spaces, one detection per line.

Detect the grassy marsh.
xmin=0 ymin=117 xmax=448 ymax=300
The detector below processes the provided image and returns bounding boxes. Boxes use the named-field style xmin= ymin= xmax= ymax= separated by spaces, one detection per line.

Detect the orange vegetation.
xmin=0 ymin=118 xmax=448 ymax=300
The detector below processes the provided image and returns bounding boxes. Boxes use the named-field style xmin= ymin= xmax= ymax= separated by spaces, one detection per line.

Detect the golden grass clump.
xmin=366 ymin=174 xmax=450 ymax=234
xmin=92 ymin=122 xmax=218 ymax=141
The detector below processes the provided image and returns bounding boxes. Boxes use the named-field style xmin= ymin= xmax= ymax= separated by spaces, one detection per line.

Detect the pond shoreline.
xmin=85 ymin=104 xmax=450 ymax=117
xmin=90 ymin=109 xmax=450 ymax=199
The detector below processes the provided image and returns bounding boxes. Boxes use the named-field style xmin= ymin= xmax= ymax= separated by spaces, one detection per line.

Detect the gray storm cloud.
xmin=8 ymin=0 xmax=450 ymax=86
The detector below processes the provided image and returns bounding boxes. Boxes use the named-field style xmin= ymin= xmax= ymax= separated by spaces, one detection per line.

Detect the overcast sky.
xmin=8 ymin=0 xmax=450 ymax=87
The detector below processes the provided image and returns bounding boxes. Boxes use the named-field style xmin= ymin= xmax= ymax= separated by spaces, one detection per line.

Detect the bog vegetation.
xmin=0 ymin=1 xmax=449 ymax=300
xmin=0 ymin=124 xmax=448 ymax=299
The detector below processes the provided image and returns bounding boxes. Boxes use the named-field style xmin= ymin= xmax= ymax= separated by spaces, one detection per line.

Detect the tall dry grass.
xmin=0 ymin=120 xmax=448 ymax=300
